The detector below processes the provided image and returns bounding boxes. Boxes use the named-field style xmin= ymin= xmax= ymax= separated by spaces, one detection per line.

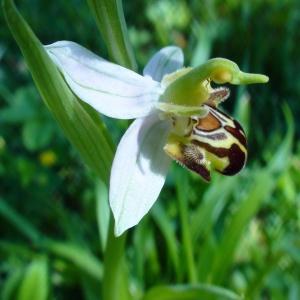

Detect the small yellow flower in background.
xmin=0 ymin=136 xmax=6 ymax=152
xmin=39 ymin=150 xmax=57 ymax=167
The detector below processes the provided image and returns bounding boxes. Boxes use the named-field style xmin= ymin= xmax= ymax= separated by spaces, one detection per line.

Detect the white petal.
xmin=45 ymin=41 xmax=163 ymax=119
xmin=110 ymin=115 xmax=171 ymax=236
xmin=143 ymin=46 xmax=184 ymax=82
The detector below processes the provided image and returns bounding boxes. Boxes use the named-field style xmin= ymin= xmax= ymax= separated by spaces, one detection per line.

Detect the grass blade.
xmin=45 ymin=241 xmax=103 ymax=281
xmin=143 ymin=284 xmax=243 ymax=300
xmin=17 ymin=257 xmax=48 ymax=300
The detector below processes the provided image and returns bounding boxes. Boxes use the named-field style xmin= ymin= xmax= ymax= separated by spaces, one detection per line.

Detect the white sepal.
xmin=109 ymin=115 xmax=171 ymax=236
xmin=45 ymin=41 xmax=163 ymax=119
xmin=143 ymin=46 xmax=184 ymax=82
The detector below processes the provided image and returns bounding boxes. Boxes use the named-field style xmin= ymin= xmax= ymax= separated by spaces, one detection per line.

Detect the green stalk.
xmin=176 ymin=173 xmax=198 ymax=283
xmin=84 ymin=1 xmax=137 ymax=299
xmin=86 ymin=1 xmax=139 ymax=298
xmin=102 ymin=219 xmax=129 ymax=300
xmin=86 ymin=0 xmax=137 ymax=70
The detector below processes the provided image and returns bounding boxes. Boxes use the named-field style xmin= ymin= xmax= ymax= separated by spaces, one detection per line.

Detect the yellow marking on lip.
xmin=206 ymin=151 xmax=229 ymax=172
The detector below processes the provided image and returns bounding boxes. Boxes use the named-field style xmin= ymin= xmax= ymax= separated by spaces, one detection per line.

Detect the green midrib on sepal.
xmin=3 ymin=0 xmax=114 ymax=183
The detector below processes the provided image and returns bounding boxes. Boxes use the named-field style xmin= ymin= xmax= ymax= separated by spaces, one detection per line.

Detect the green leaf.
xmin=45 ymin=241 xmax=103 ymax=281
xmin=22 ymin=119 xmax=54 ymax=151
xmin=17 ymin=257 xmax=48 ymax=300
xmin=190 ymin=176 xmax=238 ymax=243
xmin=0 ymin=199 xmax=41 ymax=243
xmin=143 ymin=284 xmax=243 ymax=300
xmin=191 ymin=23 xmax=214 ymax=67
xmin=151 ymin=204 xmax=181 ymax=280
xmin=0 ymin=86 xmax=37 ymax=124
xmin=208 ymin=170 xmax=275 ymax=284
xmin=3 ymin=0 xmax=114 ymax=183
xmin=2 ymin=268 xmax=23 ymax=300
xmin=234 ymin=90 xmax=250 ymax=135
xmin=268 ymin=104 xmax=294 ymax=173
xmin=80 ymin=274 xmax=102 ymax=300
xmin=86 ymin=0 xmax=137 ymax=70
xmin=0 ymin=203 xmax=103 ymax=285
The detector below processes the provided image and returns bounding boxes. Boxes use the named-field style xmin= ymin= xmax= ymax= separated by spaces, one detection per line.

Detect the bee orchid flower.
xmin=45 ymin=42 xmax=268 ymax=236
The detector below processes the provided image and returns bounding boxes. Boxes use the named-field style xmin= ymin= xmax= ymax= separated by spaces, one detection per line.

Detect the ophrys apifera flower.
xmin=46 ymin=42 xmax=268 ymax=236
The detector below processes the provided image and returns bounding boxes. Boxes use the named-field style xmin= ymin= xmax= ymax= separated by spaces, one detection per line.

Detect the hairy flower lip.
xmin=45 ymin=41 xmax=268 ymax=236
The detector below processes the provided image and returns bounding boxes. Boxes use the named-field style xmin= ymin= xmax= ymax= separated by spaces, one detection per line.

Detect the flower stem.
xmin=85 ymin=1 xmax=137 ymax=298
xmin=102 ymin=218 xmax=129 ymax=300
xmin=176 ymin=173 xmax=198 ymax=283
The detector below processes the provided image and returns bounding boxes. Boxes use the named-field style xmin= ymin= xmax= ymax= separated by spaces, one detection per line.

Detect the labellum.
xmin=164 ymin=87 xmax=247 ymax=181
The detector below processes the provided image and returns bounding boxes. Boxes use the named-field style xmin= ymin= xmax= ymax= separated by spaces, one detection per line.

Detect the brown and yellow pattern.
xmin=164 ymin=104 xmax=247 ymax=182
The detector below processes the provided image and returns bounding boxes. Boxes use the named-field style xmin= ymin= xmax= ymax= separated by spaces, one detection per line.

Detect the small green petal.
xmin=162 ymin=58 xmax=269 ymax=106
xmin=232 ymin=71 xmax=269 ymax=85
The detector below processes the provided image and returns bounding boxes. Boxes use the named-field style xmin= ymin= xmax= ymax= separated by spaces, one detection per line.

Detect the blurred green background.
xmin=1 ymin=0 xmax=300 ymax=299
